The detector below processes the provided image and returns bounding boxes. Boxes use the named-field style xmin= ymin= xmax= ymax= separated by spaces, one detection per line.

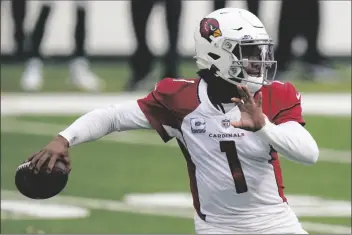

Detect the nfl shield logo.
xmin=221 ymin=119 xmax=231 ymax=128
xmin=242 ymin=34 xmax=253 ymax=40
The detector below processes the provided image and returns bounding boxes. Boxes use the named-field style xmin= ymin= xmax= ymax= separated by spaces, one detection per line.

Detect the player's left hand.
xmin=231 ymin=85 xmax=266 ymax=132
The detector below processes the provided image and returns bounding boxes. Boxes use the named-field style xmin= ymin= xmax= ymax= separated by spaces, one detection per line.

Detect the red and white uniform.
xmin=60 ymin=77 xmax=318 ymax=234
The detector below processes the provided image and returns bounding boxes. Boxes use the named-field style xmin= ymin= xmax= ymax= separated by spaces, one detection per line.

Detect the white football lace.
xmin=17 ymin=162 xmax=31 ymax=170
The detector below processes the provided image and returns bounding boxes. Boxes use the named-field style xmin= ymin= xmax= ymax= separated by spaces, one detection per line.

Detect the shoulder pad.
xmin=260 ymin=81 xmax=301 ymax=121
xmin=154 ymin=78 xmax=198 ymax=94
xmin=153 ymin=78 xmax=201 ymax=118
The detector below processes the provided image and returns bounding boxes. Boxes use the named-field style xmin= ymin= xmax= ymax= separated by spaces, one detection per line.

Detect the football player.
xmin=27 ymin=8 xmax=319 ymax=234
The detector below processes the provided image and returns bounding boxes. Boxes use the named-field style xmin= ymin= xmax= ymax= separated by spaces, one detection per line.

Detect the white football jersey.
xmin=137 ymin=77 xmax=305 ymax=230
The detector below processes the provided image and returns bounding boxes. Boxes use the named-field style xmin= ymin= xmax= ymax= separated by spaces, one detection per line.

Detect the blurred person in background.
xmin=21 ymin=1 xmax=103 ymax=92
xmin=213 ymin=0 xmax=261 ymax=17
xmin=0 ymin=0 xmax=27 ymax=60
xmin=125 ymin=0 xmax=182 ymax=91
xmin=275 ymin=0 xmax=335 ymax=81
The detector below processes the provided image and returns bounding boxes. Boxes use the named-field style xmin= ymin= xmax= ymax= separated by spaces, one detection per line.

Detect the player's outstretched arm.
xmin=59 ymin=100 xmax=151 ymax=146
xmin=27 ymin=100 xmax=151 ymax=173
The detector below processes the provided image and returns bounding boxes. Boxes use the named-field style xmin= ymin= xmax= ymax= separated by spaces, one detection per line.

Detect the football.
xmin=15 ymin=160 xmax=69 ymax=199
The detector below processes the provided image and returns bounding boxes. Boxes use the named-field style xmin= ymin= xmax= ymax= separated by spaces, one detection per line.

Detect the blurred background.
xmin=1 ymin=0 xmax=351 ymax=234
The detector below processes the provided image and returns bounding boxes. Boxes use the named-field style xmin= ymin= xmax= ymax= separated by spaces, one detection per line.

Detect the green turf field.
xmin=1 ymin=61 xmax=351 ymax=233
xmin=1 ymin=114 xmax=351 ymax=234
xmin=1 ymin=61 xmax=351 ymax=93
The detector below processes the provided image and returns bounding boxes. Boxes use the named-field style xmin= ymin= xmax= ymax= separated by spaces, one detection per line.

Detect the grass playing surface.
xmin=1 ymin=61 xmax=351 ymax=234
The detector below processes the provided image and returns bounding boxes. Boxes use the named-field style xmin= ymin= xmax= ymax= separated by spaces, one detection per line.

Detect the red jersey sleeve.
xmin=137 ymin=78 xmax=201 ymax=142
xmin=260 ymin=81 xmax=305 ymax=125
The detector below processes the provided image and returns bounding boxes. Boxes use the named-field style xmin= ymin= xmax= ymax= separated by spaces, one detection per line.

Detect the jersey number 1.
xmin=220 ymin=141 xmax=248 ymax=194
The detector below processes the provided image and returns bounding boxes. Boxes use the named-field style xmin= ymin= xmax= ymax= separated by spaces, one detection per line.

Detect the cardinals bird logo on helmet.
xmin=199 ymin=18 xmax=222 ymax=42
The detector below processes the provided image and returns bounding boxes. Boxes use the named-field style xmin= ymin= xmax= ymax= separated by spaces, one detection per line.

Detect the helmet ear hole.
xmin=232 ymin=45 xmax=240 ymax=58
xmin=208 ymin=52 xmax=220 ymax=60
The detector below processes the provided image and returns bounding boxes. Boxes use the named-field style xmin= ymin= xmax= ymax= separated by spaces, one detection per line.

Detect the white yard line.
xmin=1 ymin=93 xmax=351 ymax=116
xmin=1 ymin=93 xmax=145 ymax=116
xmin=1 ymin=119 xmax=351 ymax=164
xmin=1 ymin=189 xmax=351 ymax=234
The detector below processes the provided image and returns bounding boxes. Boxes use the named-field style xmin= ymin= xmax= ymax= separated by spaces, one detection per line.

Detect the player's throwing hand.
xmin=231 ymin=85 xmax=267 ymax=132
xmin=27 ymin=136 xmax=71 ymax=174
